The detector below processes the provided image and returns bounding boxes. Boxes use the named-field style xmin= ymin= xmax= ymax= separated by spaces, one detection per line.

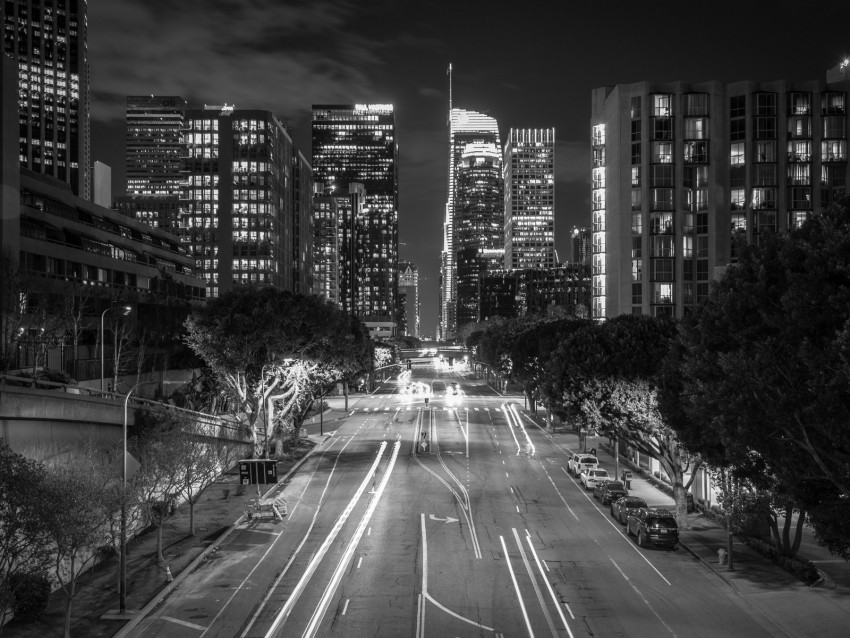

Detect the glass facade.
xmin=3 ymin=0 xmax=90 ymax=198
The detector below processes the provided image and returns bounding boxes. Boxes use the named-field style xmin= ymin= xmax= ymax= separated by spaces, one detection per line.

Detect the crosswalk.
xmin=349 ymin=406 xmax=494 ymax=413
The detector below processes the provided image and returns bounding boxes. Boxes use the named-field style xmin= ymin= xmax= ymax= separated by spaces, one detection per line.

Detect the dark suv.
xmin=626 ymin=507 xmax=679 ymax=549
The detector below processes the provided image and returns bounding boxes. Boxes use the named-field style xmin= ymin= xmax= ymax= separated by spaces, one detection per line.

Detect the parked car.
xmin=580 ymin=468 xmax=610 ymax=490
xmin=610 ymin=496 xmax=648 ymax=525
xmin=568 ymin=453 xmax=599 ymax=477
xmin=593 ymin=480 xmax=629 ymax=505
xmin=626 ymin=507 xmax=679 ymax=549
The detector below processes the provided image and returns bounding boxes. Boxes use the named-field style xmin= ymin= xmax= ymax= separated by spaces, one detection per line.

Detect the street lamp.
xmin=101 ymin=305 xmax=132 ymax=393
xmin=120 ymin=380 xmax=154 ymax=614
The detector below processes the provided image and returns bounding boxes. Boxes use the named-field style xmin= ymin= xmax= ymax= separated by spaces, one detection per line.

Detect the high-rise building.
xmin=292 ymin=150 xmax=313 ymax=295
xmin=478 ymin=265 xmax=590 ymax=321
xmin=443 ymin=107 xmax=501 ymax=339
xmin=570 ymin=226 xmax=591 ymax=266
xmin=3 ymin=0 xmax=90 ymax=199
xmin=504 ymin=128 xmax=556 ymax=270
xmin=590 ymin=62 xmax=850 ymax=320
xmin=181 ymin=106 xmax=304 ymax=299
xmin=116 ymin=96 xmax=188 ymax=232
xmin=312 ymin=184 xmax=339 ymax=304
xmin=398 ymin=261 xmax=420 ymax=338
xmin=455 ymin=140 xmax=504 ymax=328
xmin=311 ymin=104 xmax=399 ymax=337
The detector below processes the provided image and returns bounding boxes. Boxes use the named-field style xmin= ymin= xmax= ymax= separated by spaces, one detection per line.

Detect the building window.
xmin=631 ymin=166 xmax=641 ymax=186
xmin=632 ymin=236 xmax=642 ymax=258
xmin=651 ymin=258 xmax=674 ymax=281
xmin=631 ymin=119 xmax=641 ymax=141
xmin=684 ymin=165 xmax=708 ymax=189
xmin=755 ymin=117 xmax=777 ymax=139
xmin=788 ymin=186 xmax=811 ymax=209
xmin=787 ymin=116 xmax=811 ymax=139
xmin=632 ymin=283 xmax=642 ymax=304
xmin=696 ymin=214 xmax=708 ymax=235
xmin=731 ymin=212 xmax=747 ymax=232
xmin=730 ymin=95 xmax=746 ymax=118
xmin=652 ymin=94 xmax=672 ymax=117
xmin=786 ymin=164 xmax=810 ymax=186
xmin=787 ymin=140 xmax=812 ymax=162
xmin=684 ymin=117 xmax=709 ymax=139
xmin=789 ymin=211 xmax=810 ymax=228
xmin=631 ymin=190 xmax=643 ymax=211
xmin=684 ymin=141 xmax=708 ymax=163
xmin=592 ymin=167 xmax=605 ymax=189
xmin=822 ymin=116 xmax=846 ymax=139
xmin=684 ymin=93 xmax=709 ymax=116
xmin=822 ymin=92 xmax=846 ymax=115
xmin=697 ymin=282 xmax=709 ymax=303
xmin=730 ymin=142 xmax=745 ymax=165
xmin=650 ymin=235 xmax=675 ymax=257
xmin=631 ymin=96 xmax=642 ymax=119
xmin=822 ymin=139 xmax=847 ymax=161
xmin=755 ymin=140 xmax=776 ymax=162
xmin=730 ymin=119 xmax=746 ymax=141
xmin=651 ymin=188 xmax=674 ymax=211
xmin=650 ymin=212 xmax=674 ymax=234
xmin=756 ymin=92 xmax=777 ymax=115
xmin=683 ymin=282 xmax=695 ymax=304
xmin=652 ymin=142 xmax=673 ymax=164
xmin=755 ymin=164 xmax=776 ymax=186
xmin=632 ymin=211 xmax=643 ymax=233
xmin=753 ymin=187 xmax=777 ymax=208
xmin=592 ymin=124 xmax=606 ymax=146
xmin=696 ymin=260 xmax=709 ymax=280
xmin=787 ymin=92 xmax=811 ymax=115
xmin=592 ymin=147 xmax=606 ymax=167
xmin=652 ymin=118 xmax=673 ymax=140
xmin=631 ymin=143 xmax=642 ymax=165
xmin=730 ymin=188 xmax=746 ymax=210
xmin=652 ymin=282 xmax=674 ymax=305
xmin=651 ymin=165 xmax=674 ymax=186
xmin=632 ymin=260 xmax=643 ymax=282
xmin=682 ymin=235 xmax=694 ymax=258
xmin=757 ymin=210 xmax=777 ymax=235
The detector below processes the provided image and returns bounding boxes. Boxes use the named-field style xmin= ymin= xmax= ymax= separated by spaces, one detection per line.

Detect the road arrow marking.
xmin=429 ymin=514 xmax=459 ymax=524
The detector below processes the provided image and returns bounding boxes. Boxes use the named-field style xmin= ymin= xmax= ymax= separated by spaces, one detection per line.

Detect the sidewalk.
xmin=519 ymin=409 xmax=850 ymax=638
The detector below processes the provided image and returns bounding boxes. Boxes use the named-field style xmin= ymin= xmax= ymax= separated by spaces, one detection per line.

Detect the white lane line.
xmin=513 ymin=528 xmax=558 ymax=637
xmin=610 ymin=558 xmax=677 ymax=636
xmin=500 ymin=406 xmax=522 ymax=455
xmin=500 ymin=535 xmax=535 ymax=638
xmin=161 ymin=616 xmax=207 ymax=630
xmin=357 ymin=556 xmax=363 ymax=569
xmin=424 ymin=593 xmax=496 ymax=632
xmin=524 ymin=534 xmax=574 ymax=637
xmin=342 ymin=599 xmax=350 ymax=616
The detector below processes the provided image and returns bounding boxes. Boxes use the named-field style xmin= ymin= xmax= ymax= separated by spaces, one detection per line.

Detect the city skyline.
xmin=86 ymin=0 xmax=850 ymax=335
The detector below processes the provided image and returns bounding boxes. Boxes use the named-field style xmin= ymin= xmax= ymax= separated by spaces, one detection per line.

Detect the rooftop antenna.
xmin=447 ymin=63 xmax=453 ymax=124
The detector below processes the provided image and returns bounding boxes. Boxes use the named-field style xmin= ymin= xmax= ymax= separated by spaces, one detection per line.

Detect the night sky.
xmin=89 ymin=0 xmax=850 ymax=337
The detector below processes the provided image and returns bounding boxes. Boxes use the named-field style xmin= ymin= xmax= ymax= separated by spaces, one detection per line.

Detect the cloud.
xmin=87 ymin=0 xmax=387 ymax=123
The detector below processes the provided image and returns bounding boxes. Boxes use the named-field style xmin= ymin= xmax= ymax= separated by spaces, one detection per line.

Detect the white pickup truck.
xmin=568 ymin=453 xmax=599 ymax=477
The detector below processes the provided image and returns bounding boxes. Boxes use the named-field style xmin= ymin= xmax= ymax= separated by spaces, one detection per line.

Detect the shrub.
xmin=8 ymin=572 xmax=51 ymax=622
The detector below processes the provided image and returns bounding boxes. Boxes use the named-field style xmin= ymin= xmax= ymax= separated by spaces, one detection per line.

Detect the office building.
xmin=181 ymin=106 xmax=303 ymax=299
xmin=590 ymin=62 xmax=850 ymax=319
xmin=312 ymin=184 xmax=339 ymax=304
xmin=504 ymin=128 xmax=556 ymax=270
xmin=3 ymin=0 xmax=90 ymax=198
xmin=115 ymin=96 xmax=188 ymax=232
xmin=443 ymin=107 xmax=501 ymax=339
xmin=570 ymin=226 xmax=591 ymax=266
xmin=454 ymin=140 xmax=504 ymax=329
xmin=398 ymin=260 xmax=420 ymax=338
xmin=311 ymin=104 xmax=399 ymax=337
xmin=292 ymin=150 xmax=313 ymax=295
xmin=478 ymin=266 xmax=590 ymax=323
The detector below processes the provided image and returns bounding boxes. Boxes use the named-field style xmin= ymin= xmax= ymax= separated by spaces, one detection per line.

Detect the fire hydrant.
xmin=717 ymin=548 xmax=727 ymax=565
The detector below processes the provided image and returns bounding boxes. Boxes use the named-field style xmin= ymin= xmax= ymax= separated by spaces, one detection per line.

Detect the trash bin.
xmin=686 ymin=492 xmax=694 ymax=513
xmin=620 ymin=470 xmax=632 ymax=490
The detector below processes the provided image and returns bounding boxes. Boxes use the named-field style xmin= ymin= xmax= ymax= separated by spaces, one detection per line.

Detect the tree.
xmin=676 ymin=196 xmax=850 ymax=556
xmin=42 ymin=449 xmax=120 ymax=638
xmin=184 ymin=288 xmax=371 ymax=456
xmin=0 ymin=440 xmax=52 ymax=632
xmin=545 ymin=315 xmax=700 ymax=526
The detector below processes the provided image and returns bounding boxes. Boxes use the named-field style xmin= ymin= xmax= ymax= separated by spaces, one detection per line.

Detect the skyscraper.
xmin=398 ymin=260 xmax=420 ymax=338
xmin=181 ymin=106 xmax=303 ymax=298
xmin=116 ymin=95 xmax=187 ymax=232
xmin=311 ymin=104 xmax=399 ymax=337
xmin=570 ymin=226 xmax=591 ymax=266
xmin=312 ymin=184 xmax=339 ymax=304
xmin=3 ymin=0 xmax=90 ymax=198
xmin=590 ymin=62 xmax=850 ymax=320
xmin=504 ymin=128 xmax=556 ymax=270
xmin=454 ymin=140 xmax=504 ymax=328
xmin=443 ymin=107 xmax=501 ymax=338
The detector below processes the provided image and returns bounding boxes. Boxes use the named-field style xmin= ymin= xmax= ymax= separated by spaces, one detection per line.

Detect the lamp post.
xmin=101 ymin=305 xmax=131 ymax=393
xmin=120 ymin=380 xmax=153 ymax=614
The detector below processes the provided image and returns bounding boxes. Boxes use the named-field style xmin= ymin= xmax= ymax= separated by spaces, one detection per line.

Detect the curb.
xmin=112 ymin=437 xmax=328 ymax=638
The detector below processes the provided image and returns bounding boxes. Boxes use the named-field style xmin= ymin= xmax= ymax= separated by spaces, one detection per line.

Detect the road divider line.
xmin=500 ymin=535 xmax=535 ymax=638
xmin=610 ymin=558 xmax=677 ymax=637
xmin=524 ymin=534 xmax=574 ymax=637
xmin=513 ymin=528 xmax=558 ymax=637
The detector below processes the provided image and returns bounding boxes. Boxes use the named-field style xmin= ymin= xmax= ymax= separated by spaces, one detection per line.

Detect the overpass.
xmin=0 ymin=374 xmax=248 ymax=460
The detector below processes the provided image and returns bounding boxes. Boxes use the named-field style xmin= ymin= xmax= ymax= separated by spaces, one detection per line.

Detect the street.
xmin=125 ymin=364 xmax=781 ymax=638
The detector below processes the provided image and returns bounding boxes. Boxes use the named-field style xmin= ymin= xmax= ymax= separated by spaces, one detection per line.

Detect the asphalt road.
xmin=126 ymin=363 xmax=782 ymax=638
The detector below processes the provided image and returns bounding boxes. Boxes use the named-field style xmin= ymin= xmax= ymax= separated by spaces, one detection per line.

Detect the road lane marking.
xmin=342 ymin=599 xmax=350 ymax=615
xmin=512 ymin=528 xmax=558 ymax=637
xmin=162 ymin=616 xmax=207 ymax=630
xmin=524 ymin=534 xmax=574 ymax=637
xmin=500 ymin=535 xmax=535 ymax=638
xmin=259 ymin=442 xmax=388 ymax=638
xmin=610 ymin=558 xmax=677 ymax=636
xmin=302 ymin=441 xmax=401 ymax=638
xmin=357 ymin=556 xmax=363 ymax=568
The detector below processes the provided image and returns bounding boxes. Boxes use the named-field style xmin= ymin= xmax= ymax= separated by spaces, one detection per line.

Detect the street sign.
xmin=239 ymin=459 xmax=278 ymax=485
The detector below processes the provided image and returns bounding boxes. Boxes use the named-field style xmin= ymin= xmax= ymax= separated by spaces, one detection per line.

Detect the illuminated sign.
xmin=354 ymin=104 xmax=393 ymax=112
